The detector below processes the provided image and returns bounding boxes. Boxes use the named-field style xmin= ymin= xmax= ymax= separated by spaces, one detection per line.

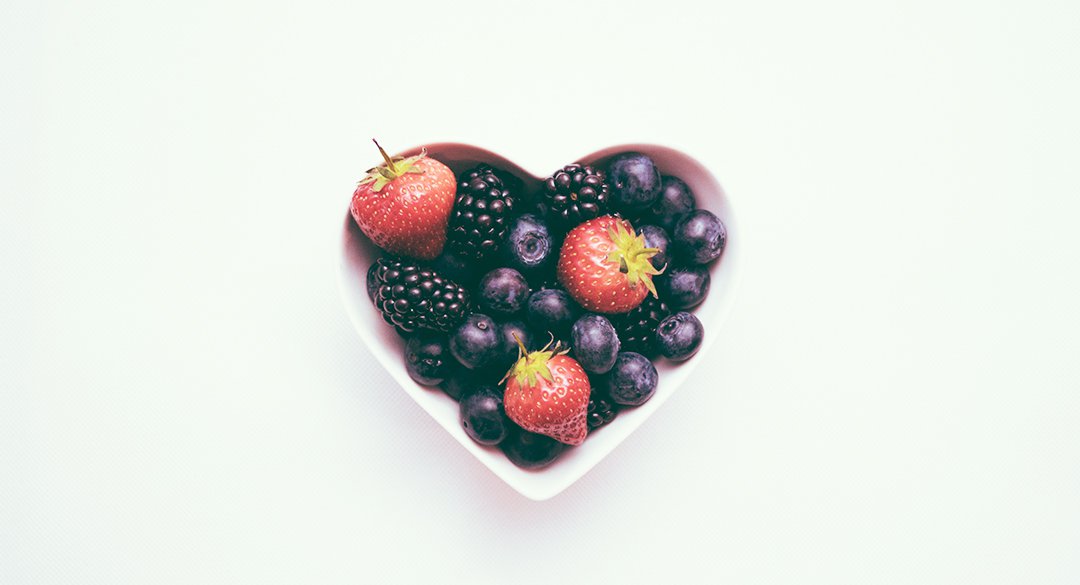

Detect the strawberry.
xmin=502 ymin=337 xmax=591 ymax=446
xmin=351 ymin=140 xmax=456 ymax=260
xmin=557 ymin=215 xmax=664 ymax=314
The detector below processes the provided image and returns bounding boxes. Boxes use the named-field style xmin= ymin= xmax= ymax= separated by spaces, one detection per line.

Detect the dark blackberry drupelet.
xmin=586 ymin=393 xmax=618 ymax=431
xmin=542 ymin=164 xmax=610 ymax=229
xmin=447 ymin=165 xmax=515 ymax=262
xmin=373 ymin=258 xmax=470 ymax=333
xmin=614 ymin=295 xmax=672 ymax=355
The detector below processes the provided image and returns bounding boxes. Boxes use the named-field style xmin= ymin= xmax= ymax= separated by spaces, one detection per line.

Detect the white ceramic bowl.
xmin=337 ymin=143 xmax=741 ymax=500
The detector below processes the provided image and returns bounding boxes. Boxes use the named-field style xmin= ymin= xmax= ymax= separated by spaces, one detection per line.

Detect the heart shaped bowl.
xmin=337 ymin=143 xmax=741 ymax=500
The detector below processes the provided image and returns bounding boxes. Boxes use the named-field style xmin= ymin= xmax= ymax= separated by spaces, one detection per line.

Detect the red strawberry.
xmin=351 ymin=140 xmax=456 ymax=260
xmin=502 ymin=338 xmax=591 ymax=446
xmin=557 ymin=215 xmax=664 ymax=314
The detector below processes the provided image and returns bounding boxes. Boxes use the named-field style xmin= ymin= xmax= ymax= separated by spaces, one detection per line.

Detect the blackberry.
xmin=373 ymin=258 xmax=470 ymax=333
xmin=542 ymin=164 xmax=610 ymax=229
xmin=614 ymin=295 xmax=672 ymax=355
xmin=587 ymin=393 xmax=618 ymax=431
xmin=447 ymin=165 xmax=515 ymax=262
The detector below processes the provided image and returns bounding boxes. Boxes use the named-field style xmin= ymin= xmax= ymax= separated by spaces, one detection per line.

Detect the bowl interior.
xmin=337 ymin=143 xmax=741 ymax=500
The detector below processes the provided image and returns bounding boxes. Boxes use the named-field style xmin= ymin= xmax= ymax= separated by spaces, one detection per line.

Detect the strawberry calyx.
xmin=606 ymin=220 xmax=665 ymax=298
xmin=357 ymin=139 xmax=426 ymax=192
xmin=502 ymin=334 xmax=569 ymax=388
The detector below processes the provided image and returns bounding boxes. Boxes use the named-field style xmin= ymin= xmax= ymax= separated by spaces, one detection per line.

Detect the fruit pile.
xmin=352 ymin=141 xmax=726 ymax=469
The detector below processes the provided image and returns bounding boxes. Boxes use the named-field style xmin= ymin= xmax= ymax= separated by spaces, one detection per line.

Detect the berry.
xmin=404 ymin=333 xmax=455 ymax=386
xmin=373 ymin=258 xmax=470 ymax=333
xmin=607 ymin=152 xmax=662 ymax=212
xmin=449 ymin=313 xmax=502 ymax=370
xmin=477 ymin=268 xmax=530 ymax=317
xmin=526 ymin=288 xmax=580 ymax=339
xmin=570 ymin=314 xmax=620 ymax=374
xmin=557 ymin=216 xmax=663 ymax=314
xmin=440 ymin=368 xmax=499 ymax=402
xmin=366 ymin=260 xmax=381 ymax=304
xmin=493 ymin=320 xmax=536 ymax=373
xmin=542 ymin=164 xmax=610 ymax=229
xmin=440 ymin=375 xmax=470 ymax=401
xmin=651 ymin=176 xmax=696 ymax=232
xmin=446 ymin=164 xmax=515 ymax=262
xmin=658 ymin=265 xmax=710 ymax=310
xmin=351 ymin=141 xmax=455 ymax=260
xmin=431 ymin=249 xmax=481 ymax=288
xmin=655 ymin=311 xmax=704 ymax=361
xmin=586 ymin=392 xmax=618 ymax=431
xmin=503 ymin=339 xmax=591 ymax=446
xmin=460 ymin=385 xmax=509 ymax=445
xmin=501 ymin=425 xmax=567 ymax=469
xmin=613 ymin=295 xmax=672 ymax=356
xmin=672 ymin=210 xmax=726 ymax=265
xmin=638 ymin=224 xmax=671 ymax=271
xmin=503 ymin=213 xmax=557 ymax=283
xmin=605 ymin=352 xmax=658 ymax=406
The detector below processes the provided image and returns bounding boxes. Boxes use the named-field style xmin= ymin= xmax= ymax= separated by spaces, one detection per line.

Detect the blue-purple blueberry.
xmin=570 ymin=314 xmax=620 ymax=374
xmin=432 ymin=249 xmax=481 ymax=287
xmin=503 ymin=213 xmax=556 ymax=282
xmin=477 ymin=267 xmax=529 ymax=317
xmin=651 ymin=176 xmax=696 ymax=232
xmin=460 ymin=385 xmax=509 ymax=445
xmin=526 ymin=288 xmax=580 ymax=338
xmin=672 ymin=210 xmax=726 ymax=265
xmin=500 ymin=425 xmax=566 ymax=469
xmin=658 ymin=265 xmax=710 ymax=310
xmin=655 ymin=311 xmax=704 ymax=361
xmin=404 ymin=333 xmax=456 ymax=386
xmin=605 ymin=352 xmax=658 ymax=406
xmin=440 ymin=369 xmax=496 ymax=402
xmin=449 ymin=313 xmax=501 ymax=369
xmin=608 ymin=152 xmax=662 ymax=212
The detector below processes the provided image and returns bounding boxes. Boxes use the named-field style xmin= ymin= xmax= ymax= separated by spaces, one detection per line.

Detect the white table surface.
xmin=4 ymin=0 xmax=1079 ymax=583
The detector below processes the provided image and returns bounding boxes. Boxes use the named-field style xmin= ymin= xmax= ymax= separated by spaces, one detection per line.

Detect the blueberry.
xmin=655 ymin=311 xmax=704 ymax=361
xmin=607 ymin=152 xmax=662 ymax=212
xmin=440 ymin=374 xmax=469 ymax=401
xmin=404 ymin=333 xmax=456 ymax=386
xmin=432 ymin=249 xmax=481 ymax=287
xmin=366 ymin=260 xmax=381 ymax=304
xmin=440 ymin=368 xmax=498 ymax=401
xmin=651 ymin=176 xmax=696 ymax=232
xmin=672 ymin=210 xmax=726 ymax=265
xmin=477 ymin=268 xmax=529 ymax=317
xmin=449 ymin=313 xmax=501 ymax=369
xmin=500 ymin=425 xmax=566 ymax=469
xmin=571 ymin=314 xmax=620 ymax=374
xmin=637 ymin=224 xmax=671 ymax=271
xmin=503 ymin=214 xmax=556 ymax=282
xmin=493 ymin=320 xmax=536 ymax=372
xmin=658 ymin=265 xmax=710 ymax=310
xmin=460 ymin=385 xmax=509 ymax=445
xmin=605 ymin=352 xmax=658 ymax=406
xmin=526 ymin=288 xmax=580 ymax=339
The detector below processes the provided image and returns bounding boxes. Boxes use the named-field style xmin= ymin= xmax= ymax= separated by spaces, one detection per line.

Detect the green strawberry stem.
xmin=502 ymin=333 xmax=568 ymax=388
xmin=357 ymin=139 xmax=427 ymax=192
xmin=373 ymin=138 xmax=397 ymax=173
xmin=607 ymin=221 xmax=665 ymax=297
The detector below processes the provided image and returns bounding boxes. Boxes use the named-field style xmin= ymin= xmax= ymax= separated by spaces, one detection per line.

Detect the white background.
xmin=4 ymin=0 xmax=1079 ymax=583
